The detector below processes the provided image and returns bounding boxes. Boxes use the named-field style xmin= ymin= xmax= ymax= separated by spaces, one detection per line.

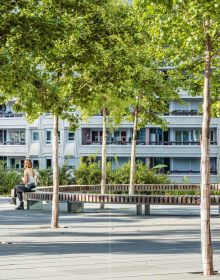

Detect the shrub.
xmin=0 ymin=168 xmax=22 ymax=195
xmin=37 ymin=166 xmax=75 ymax=186
xmin=74 ymin=157 xmax=102 ymax=185
xmin=37 ymin=169 xmax=53 ymax=186
xmin=74 ymin=157 xmax=171 ymax=185
xmin=58 ymin=165 xmax=75 ymax=185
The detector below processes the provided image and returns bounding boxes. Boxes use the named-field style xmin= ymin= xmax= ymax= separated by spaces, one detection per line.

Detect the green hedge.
xmin=37 ymin=165 xmax=75 ymax=186
xmin=0 ymin=169 xmax=22 ymax=195
xmin=74 ymin=157 xmax=171 ymax=185
xmin=0 ymin=165 xmax=75 ymax=195
xmin=4 ymin=158 xmax=219 ymax=196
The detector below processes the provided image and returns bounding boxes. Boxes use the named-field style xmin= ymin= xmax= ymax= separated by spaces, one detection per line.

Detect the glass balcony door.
xmin=150 ymin=128 xmax=165 ymax=144
xmin=8 ymin=130 xmax=25 ymax=144
xmin=9 ymin=157 xmax=25 ymax=169
xmin=0 ymin=130 xmax=7 ymax=143
xmin=121 ymin=131 xmax=127 ymax=143
xmin=91 ymin=130 xmax=102 ymax=143
xmin=175 ymin=129 xmax=199 ymax=145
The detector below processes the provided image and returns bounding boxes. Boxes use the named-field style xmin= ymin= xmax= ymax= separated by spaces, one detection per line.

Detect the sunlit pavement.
xmin=0 ymin=197 xmax=220 ymax=280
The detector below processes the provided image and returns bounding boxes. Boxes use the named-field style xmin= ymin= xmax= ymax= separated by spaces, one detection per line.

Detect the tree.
xmin=126 ymin=69 xmax=177 ymax=195
xmin=0 ymin=1 xmax=49 ymax=103
xmin=2 ymin=0 xmax=131 ymax=227
xmin=136 ymin=0 xmax=220 ymax=275
xmin=120 ymin=6 xmax=178 ymax=195
xmin=81 ymin=3 xmax=178 ymax=198
xmin=0 ymin=1 xmax=67 ymax=229
xmin=78 ymin=1 xmax=133 ymax=201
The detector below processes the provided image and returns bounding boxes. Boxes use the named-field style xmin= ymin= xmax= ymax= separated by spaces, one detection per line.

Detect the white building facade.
xmin=0 ymin=92 xmax=219 ymax=183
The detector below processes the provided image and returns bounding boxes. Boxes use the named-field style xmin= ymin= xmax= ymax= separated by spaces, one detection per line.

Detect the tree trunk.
xmin=100 ymin=108 xmax=107 ymax=209
xmin=200 ymin=25 xmax=214 ymax=276
xmin=51 ymin=114 xmax=59 ymax=229
xmin=129 ymin=108 xmax=138 ymax=195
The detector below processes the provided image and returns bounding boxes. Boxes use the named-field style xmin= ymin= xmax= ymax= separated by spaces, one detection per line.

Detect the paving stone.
xmin=0 ymin=197 xmax=220 ymax=280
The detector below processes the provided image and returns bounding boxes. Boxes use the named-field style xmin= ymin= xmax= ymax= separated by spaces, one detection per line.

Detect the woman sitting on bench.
xmin=10 ymin=159 xmax=37 ymax=210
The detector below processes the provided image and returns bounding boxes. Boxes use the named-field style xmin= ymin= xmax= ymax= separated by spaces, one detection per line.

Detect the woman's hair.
xmin=24 ymin=159 xmax=32 ymax=169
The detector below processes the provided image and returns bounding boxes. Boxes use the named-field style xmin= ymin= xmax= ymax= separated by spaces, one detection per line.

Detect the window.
xmin=137 ymin=128 xmax=146 ymax=143
xmin=45 ymin=129 xmax=60 ymax=144
xmin=9 ymin=158 xmax=24 ymax=169
xmin=32 ymin=130 xmax=39 ymax=142
xmin=0 ymin=130 xmax=6 ymax=143
xmin=210 ymin=158 xmax=217 ymax=173
xmin=210 ymin=129 xmax=216 ymax=143
xmin=9 ymin=131 xmax=19 ymax=143
xmin=121 ymin=131 xmax=127 ymax=143
xmin=0 ymin=157 xmax=7 ymax=168
xmin=65 ymin=156 xmax=74 ymax=168
xmin=9 ymin=130 xmax=25 ymax=144
xmin=20 ymin=131 xmax=25 ymax=142
xmin=175 ymin=131 xmax=181 ymax=142
xmin=92 ymin=131 xmax=99 ymax=142
xmin=0 ymin=105 xmax=6 ymax=114
xmin=46 ymin=130 xmax=52 ymax=144
xmin=33 ymin=160 xmax=39 ymax=168
xmin=136 ymin=157 xmax=146 ymax=164
xmin=150 ymin=128 xmax=163 ymax=143
xmin=182 ymin=131 xmax=189 ymax=144
xmin=150 ymin=157 xmax=170 ymax=172
xmin=46 ymin=158 xmax=52 ymax=168
xmin=191 ymin=130 xmax=200 ymax=142
xmin=114 ymin=131 xmax=120 ymax=141
xmin=175 ymin=129 xmax=200 ymax=144
xmin=67 ymin=131 xmax=75 ymax=141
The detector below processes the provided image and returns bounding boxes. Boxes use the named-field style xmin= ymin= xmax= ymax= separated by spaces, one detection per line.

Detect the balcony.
xmin=169 ymin=170 xmax=217 ymax=175
xmin=169 ymin=110 xmax=201 ymax=116
xmin=0 ymin=141 xmax=26 ymax=156
xmin=0 ymin=112 xmax=24 ymax=118
xmin=0 ymin=141 xmax=26 ymax=145
xmin=82 ymin=140 xmax=146 ymax=145
xmin=149 ymin=141 xmax=217 ymax=146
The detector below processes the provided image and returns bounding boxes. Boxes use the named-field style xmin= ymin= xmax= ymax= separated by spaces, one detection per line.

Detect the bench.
xmin=36 ymin=183 xmax=220 ymax=193
xmin=23 ymin=190 xmax=220 ymax=216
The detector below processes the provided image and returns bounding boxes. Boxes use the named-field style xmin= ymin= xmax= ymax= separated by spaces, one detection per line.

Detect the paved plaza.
xmin=0 ymin=197 xmax=220 ymax=280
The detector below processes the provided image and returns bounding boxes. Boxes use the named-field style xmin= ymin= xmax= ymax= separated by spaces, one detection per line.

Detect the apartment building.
xmin=0 ymin=91 xmax=219 ymax=183
xmin=0 ymin=104 xmax=77 ymax=170
xmin=79 ymin=90 xmax=219 ymax=183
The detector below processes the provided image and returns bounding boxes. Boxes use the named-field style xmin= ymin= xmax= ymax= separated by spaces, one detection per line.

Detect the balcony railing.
xmin=82 ymin=140 xmax=218 ymax=146
xmin=0 ymin=112 xmax=24 ymax=118
xmin=169 ymin=110 xmax=201 ymax=116
xmin=169 ymin=170 xmax=217 ymax=175
xmin=82 ymin=140 xmax=146 ymax=145
xmin=149 ymin=141 xmax=217 ymax=145
xmin=0 ymin=141 xmax=26 ymax=145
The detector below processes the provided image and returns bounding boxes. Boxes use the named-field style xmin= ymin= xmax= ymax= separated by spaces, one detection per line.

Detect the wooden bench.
xmin=37 ymin=183 xmax=220 ymax=193
xmin=23 ymin=190 xmax=220 ymax=216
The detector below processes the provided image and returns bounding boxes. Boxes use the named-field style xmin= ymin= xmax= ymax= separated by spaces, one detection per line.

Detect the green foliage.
xmin=182 ymin=176 xmax=191 ymax=184
xmin=163 ymin=190 xmax=199 ymax=196
xmin=0 ymin=164 xmax=22 ymax=195
xmin=37 ymin=166 xmax=75 ymax=186
xmin=0 ymin=164 xmax=75 ymax=194
xmin=137 ymin=0 xmax=220 ymax=107
xmin=37 ymin=169 xmax=53 ymax=187
xmin=74 ymin=157 xmax=103 ymax=185
xmin=109 ymin=162 xmax=130 ymax=184
xmin=1 ymin=0 xmax=131 ymax=130
xmin=74 ymin=157 xmax=171 ymax=185
xmin=58 ymin=165 xmax=75 ymax=185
